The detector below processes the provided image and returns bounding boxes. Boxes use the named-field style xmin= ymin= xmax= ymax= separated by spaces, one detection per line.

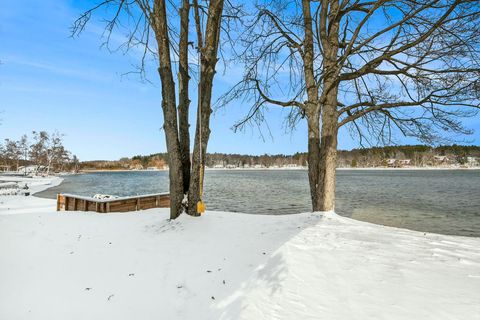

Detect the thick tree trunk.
xmin=159 ymin=70 xmax=184 ymax=219
xmin=178 ymin=0 xmax=191 ymax=194
xmin=154 ymin=0 xmax=184 ymax=219
xmin=187 ymin=0 xmax=224 ymax=216
xmin=313 ymin=0 xmax=341 ymax=212
xmin=301 ymin=0 xmax=322 ymax=211
xmin=316 ymin=88 xmax=339 ymax=211
xmin=306 ymin=110 xmax=321 ymax=210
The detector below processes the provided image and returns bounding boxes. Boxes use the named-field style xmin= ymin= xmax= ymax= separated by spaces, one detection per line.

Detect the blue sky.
xmin=1 ymin=0 xmax=479 ymax=161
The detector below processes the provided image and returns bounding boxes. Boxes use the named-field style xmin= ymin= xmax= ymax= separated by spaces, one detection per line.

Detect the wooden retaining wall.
xmin=57 ymin=193 xmax=170 ymax=213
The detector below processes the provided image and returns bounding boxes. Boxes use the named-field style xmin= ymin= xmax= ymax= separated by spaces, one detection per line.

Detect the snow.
xmin=1 ymin=177 xmax=479 ymax=320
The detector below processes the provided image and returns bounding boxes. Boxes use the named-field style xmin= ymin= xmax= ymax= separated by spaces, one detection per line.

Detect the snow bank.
xmin=0 ymin=176 xmax=63 ymax=194
xmin=0 ymin=178 xmax=479 ymax=319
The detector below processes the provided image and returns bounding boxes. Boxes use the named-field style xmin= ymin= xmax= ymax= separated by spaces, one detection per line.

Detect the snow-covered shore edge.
xmin=0 ymin=175 xmax=64 ymax=194
xmin=1 ymin=176 xmax=479 ymax=319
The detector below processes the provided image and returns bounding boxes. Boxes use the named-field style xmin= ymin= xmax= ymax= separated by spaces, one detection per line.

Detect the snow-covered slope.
xmin=0 ymin=177 xmax=479 ymax=320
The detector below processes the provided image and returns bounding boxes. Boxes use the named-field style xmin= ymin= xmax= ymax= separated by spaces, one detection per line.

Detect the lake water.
xmin=36 ymin=169 xmax=480 ymax=237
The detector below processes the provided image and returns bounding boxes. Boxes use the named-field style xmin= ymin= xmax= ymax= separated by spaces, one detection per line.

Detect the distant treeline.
xmin=338 ymin=145 xmax=480 ymax=167
xmin=80 ymin=145 xmax=480 ymax=170
xmin=1 ymin=131 xmax=79 ymax=174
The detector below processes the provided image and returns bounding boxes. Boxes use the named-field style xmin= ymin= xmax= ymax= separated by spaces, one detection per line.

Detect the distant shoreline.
xmin=75 ymin=166 xmax=480 ymax=173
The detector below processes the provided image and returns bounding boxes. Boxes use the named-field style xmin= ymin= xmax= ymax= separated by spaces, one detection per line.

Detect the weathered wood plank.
xmin=57 ymin=193 xmax=170 ymax=213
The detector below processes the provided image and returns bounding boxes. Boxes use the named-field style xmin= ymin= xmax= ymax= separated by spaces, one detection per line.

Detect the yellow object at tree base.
xmin=197 ymin=200 xmax=206 ymax=215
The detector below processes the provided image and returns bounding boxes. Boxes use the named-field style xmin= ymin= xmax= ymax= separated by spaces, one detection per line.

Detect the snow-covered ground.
xmin=0 ymin=177 xmax=479 ymax=320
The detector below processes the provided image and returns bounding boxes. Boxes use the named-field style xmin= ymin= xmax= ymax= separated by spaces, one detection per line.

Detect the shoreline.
xmin=0 ymin=175 xmax=64 ymax=194
xmin=3 ymin=166 xmax=476 ymax=176
xmin=4 ymin=172 xmax=479 ymax=238
xmin=76 ymin=166 xmax=480 ymax=173
xmin=5 ymin=175 xmax=479 ymax=239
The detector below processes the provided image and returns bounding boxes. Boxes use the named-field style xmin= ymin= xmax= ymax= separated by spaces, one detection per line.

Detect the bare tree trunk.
xmin=187 ymin=95 xmax=211 ymax=216
xmin=314 ymin=0 xmax=341 ymax=212
xmin=178 ymin=0 xmax=191 ymax=194
xmin=187 ymin=0 xmax=224 ymax=216
xmin=302 ymin=0 xmax=322 ymax=211
xmin=46 ymin=155 xmax=52 ymax=176
xmin=306 ymin=110 xmax=321 ymax=210
xmin=154 ymin=0 xmax=184 ymax=219
xmin=316 ymin=82 xmax=339 ymax=211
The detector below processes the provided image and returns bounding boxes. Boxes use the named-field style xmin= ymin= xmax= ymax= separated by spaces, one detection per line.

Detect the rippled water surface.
xmin=36 ymin=169 xmax=480 ymax=237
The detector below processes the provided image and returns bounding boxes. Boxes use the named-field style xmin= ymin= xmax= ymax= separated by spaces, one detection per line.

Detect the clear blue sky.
xmin=1 ymin=0 xmax=479 ymax=161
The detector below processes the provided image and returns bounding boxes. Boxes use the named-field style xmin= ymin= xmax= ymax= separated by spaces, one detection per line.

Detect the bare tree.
xmin=30 ymin=131 xmax=49 ymax=174
xmin=29 ymin=131 xmax=68 ymax=175
xmin=3 ymin=139 xmax=21 ymax=171
xmin=187 ymin=0 xmax=225 ymax=215
xmin=18 ymin=135 xmax=29 ymax=175
xmin=222 ymin=0 xmax=480 ymax=211
xmin=71 ymin=155 xmax=81 ymax=173
xmin=73 ymin=0 xmax=235 ymax=218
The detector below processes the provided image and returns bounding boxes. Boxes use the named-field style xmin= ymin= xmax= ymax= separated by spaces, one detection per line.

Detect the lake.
xmin=36 ymin=169 xmax=480 ymax=237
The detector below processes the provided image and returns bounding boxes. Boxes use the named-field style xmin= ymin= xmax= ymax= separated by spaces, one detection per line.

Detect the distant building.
xmin=433 ymin=155 xmax=454 ymax=167
xmin=129 ymin=164 xmax=143 ymax=170
xmin=17 ymin=165 xmax=47 ymax=174
xmin=386 ymin=159 xmax=396 ymax=167
xmin=385 ymin=159 xmax=411 ymax=167
xmin=466 ymin=156 xmax=478 ymax=166
xmin=434 ymin=155 xmax=449 ymax=164
xmin=397 ymin=159 xmax=411 ymax=166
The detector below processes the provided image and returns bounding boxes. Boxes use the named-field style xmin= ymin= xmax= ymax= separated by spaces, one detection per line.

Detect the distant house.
xmin=385 ymin=159 xmax=411 ymax=167
xmin=433 ymin=155 xmax=454 ymax=167
xmin=286 ymin=164 xmax=298 ymax=168
xmin=434 ymin=155 xmax=449 ymax=163
xmin=397 ymin=159 xmax=411 ymax=166
xmin=17 ymin=165 xmax=47 ymax=174
xmin=466 ymin=156 xmax=478 ymax=166
xmin=129 ymin=164 xmax=143 ymax=170
xmin=213 ymin=164 xmax=224 ymax=168
xmin=386 ymin=159 xmax=396 ymax=167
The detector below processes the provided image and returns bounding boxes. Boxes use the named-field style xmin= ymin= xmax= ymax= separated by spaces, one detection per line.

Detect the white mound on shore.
xmin=0 ymin=177 xmax=479 ymax=320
